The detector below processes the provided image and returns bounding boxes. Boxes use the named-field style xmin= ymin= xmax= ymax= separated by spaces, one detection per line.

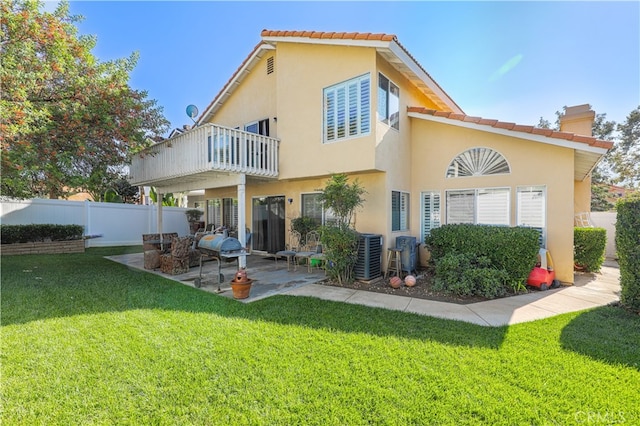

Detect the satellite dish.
xmin=186 ymin=104 xmax=199 ymax=119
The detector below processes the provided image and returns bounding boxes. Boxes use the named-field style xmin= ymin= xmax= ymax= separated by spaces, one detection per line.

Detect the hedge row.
xmin=574 ymin=227 xmax=607 ymax=273
xmin=616 ymin=196 xmax=640 ymax=312
xmin=425 ymin=224 xmax=540 ymax=297
xmin=1 ymin=224 xmax=84 ymax=244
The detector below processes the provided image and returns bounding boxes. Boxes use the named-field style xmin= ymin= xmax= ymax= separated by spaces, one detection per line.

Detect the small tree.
xmin=318 ymin=174 xmax=366 ymax=284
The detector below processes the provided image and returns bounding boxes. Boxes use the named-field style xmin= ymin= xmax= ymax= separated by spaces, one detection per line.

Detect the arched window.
xmin=446 ymin=147 xmax=510 ymax=178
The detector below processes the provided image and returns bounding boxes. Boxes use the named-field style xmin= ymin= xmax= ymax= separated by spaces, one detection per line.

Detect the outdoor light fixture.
xmin=288 ymin=198 xmax=293 ymax=204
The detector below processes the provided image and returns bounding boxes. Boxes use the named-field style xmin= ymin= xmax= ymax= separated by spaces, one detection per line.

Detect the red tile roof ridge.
xmin=261 ymin=29 xmax=397 ymax=42
xmin=407 ymin=107 xmax=613 ymax=149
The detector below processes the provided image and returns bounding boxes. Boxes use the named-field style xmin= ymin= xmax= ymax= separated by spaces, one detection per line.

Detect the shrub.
xmin=426 ymin=224 xmax=540 ymax=287
xmin=573 ymin=227 xmax=607 ymax=272
xmin=319 ymin=223 xmax=359 ymax=285
xmin=616 ymin=195 xmax=640 ymax=312
xmin=432 ymin=252 xmax=509 ymax=299
xmin=0 ymin=224 xmax=84 ymax=244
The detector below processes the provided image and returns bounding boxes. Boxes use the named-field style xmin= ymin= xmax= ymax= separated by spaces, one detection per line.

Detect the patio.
xmin=106 ymin=252 xmax=327 ymax=303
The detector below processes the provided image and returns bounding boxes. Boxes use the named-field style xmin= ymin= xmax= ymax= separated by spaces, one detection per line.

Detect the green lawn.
xmin=2 ymin=247 xmax=639 ymax=425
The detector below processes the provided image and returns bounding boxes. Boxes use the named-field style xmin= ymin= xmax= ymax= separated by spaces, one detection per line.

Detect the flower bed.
xmin=1 ymin=240 xmax=85 ymax=256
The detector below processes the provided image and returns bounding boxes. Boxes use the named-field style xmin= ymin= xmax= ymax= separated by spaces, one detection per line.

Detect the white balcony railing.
xmin=129 ymin=123 xmax=279 ymax=187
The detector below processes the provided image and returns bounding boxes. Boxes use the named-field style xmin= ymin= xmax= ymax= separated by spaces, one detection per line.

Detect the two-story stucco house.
xmin=129 ymin=30 xmax=613 ymax=284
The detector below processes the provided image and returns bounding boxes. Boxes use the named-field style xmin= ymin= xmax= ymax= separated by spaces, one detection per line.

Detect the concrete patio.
xmin=106 ymin=252 xmax=327 ymax=303
xmin=106 ymin=253 xmax=621 ymax=327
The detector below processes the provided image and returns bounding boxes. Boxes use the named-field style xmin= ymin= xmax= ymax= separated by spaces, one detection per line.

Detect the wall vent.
xmin=266 ymin=56 xmax=274 ymax=75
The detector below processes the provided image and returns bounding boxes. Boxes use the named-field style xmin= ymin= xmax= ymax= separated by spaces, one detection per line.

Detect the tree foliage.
xmin=318 ymin=174 xmax=367 ymax=285
xmin=318 ymin=173 xmax=366 ymax=227
xmin=611 ymin=106 xmax=640 ymax=188
xmin=0 ymin=0 xmax=169 ymax=199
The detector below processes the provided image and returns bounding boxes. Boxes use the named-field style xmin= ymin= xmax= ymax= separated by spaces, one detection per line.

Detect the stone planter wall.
xmin=1 ymin=240 xmax=85 ymax=256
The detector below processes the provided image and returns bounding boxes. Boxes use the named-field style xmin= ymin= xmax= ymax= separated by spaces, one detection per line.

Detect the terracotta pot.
xmin=230 ymin=279 xmax=253 ymax=299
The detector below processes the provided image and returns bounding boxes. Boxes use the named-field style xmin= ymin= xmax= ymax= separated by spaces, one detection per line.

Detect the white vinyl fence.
xmin=1 ymin=199 xmax=190 ymax=247
xmin=590 ymin=211 xmax=617 ymax=260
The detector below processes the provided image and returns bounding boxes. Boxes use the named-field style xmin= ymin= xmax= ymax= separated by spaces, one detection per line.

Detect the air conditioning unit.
xmin=354 ymin=234 xmax=382 ymax=280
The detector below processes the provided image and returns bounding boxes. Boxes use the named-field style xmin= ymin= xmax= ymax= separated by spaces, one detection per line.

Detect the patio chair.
xmin=295 ymin=230 xmax=320 ymax=273
xmin=275 ymin=230 xmax=302 ymax=271
xmin=143 ymin=233 xmax=162 ymax=269
xmin=160 ymin=236 xmax=193 ymax=275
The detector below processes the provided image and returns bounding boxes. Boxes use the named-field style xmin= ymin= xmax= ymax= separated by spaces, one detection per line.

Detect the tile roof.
xmin=260 ymin=30 xmax=397 ymax=42
xmin=407 ymin=107 xmax=614 ymax=150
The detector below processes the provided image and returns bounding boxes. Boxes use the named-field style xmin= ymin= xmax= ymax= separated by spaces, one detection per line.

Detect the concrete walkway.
xmin=107 ymin=253 xmax=621 ymax=327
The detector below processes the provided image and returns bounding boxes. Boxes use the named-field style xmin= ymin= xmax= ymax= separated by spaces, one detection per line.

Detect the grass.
xmin=2 ymin=247 xmax=639 ymax=425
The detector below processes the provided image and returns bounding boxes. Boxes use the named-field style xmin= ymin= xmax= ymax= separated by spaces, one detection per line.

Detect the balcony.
xmin=129 ymin=123 xmax=279 ymax=191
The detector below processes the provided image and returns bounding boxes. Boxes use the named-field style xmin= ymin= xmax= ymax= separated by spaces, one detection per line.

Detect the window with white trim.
xmin=323 ymin=74 xmax=370 ymax=143
xmin=446 ymin=188 xmax=510 ymax=226
xmin=245 ymin=119 xmax=269 ymax=136
xmin=392 ymin=191 xmax=409 ymax=231
xmin=517 ymin=186 xmax=546 ymax=247
xmin=446 ymin=147 xmax=510 ymax=178
xmin=301 ymin=193 xmax=336 ymax=226
xmin=377 ymin=73 xmax=400 ymax=130
xmin=421 ymin=191 xmax=441 ymax=240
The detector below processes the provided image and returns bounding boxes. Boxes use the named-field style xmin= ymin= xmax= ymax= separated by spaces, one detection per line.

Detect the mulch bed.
xmin=319 ymin=268 xmax=531 ymax=305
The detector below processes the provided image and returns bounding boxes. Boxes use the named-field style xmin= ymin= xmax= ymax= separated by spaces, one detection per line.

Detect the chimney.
xmin=559 ymin=104 xmax=595 ymax=136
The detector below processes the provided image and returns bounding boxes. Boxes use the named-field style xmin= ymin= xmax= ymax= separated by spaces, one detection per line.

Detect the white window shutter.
xmin=422 ymin=192 xmax=441 ymax=240
xmin=476 ymin=188 xmax=510 ymax=225
xmin=446 ymin=190 xmax=474 ymax=224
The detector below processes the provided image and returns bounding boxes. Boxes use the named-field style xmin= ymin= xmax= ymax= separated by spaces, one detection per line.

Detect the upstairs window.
xmin=323 ymin=74 xmax=370 ymax=143
xmin=245 ymin=119 xmax=269 ymax=136
xmin=377 ymin=73 xmax=400 ymax=130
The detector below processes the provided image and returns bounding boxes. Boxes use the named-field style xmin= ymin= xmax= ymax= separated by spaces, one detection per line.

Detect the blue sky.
xmin=61 ymin=1 xmax=639 ymax=136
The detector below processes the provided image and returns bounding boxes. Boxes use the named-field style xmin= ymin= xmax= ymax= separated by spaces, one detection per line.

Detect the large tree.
xmin=1 ymin=0 xmax=169 ymax=199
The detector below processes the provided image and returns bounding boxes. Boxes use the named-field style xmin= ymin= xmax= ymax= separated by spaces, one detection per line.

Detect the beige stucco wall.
xmin=410 ymin=119 xmax=576 ymax=283
xmin=274 ymin=43 xmax=378 ymax=179
xmin=574 ymin=176 xmax=592 ymax=216
xmin=204 ymin=171 xmax=386 ymax=240
xmin=204 ymin=52 xmax=278 ymax=134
